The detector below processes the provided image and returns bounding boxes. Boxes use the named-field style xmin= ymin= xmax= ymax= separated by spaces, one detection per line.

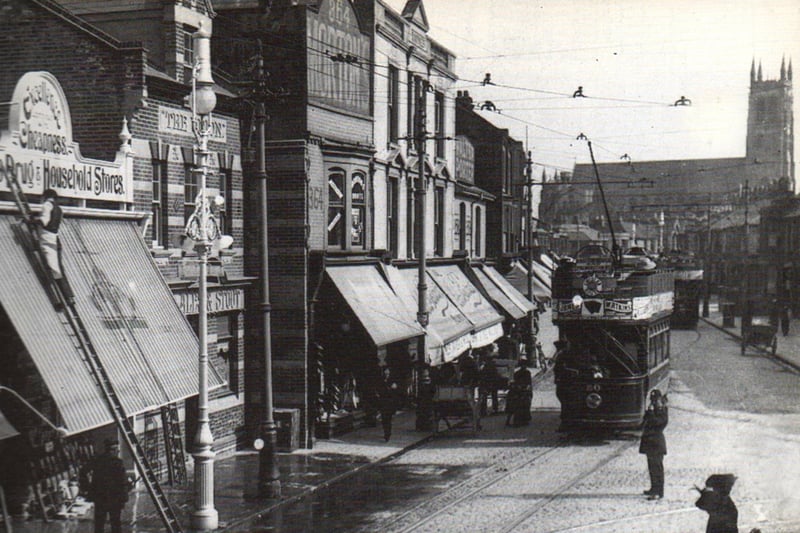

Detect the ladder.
xmin=161 ymin=404 xmax=188 ymax=485
xmin=7 ymin=176 xmax=183 ymax=533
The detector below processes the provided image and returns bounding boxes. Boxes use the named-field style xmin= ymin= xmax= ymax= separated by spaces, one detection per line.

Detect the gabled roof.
xmin=401 ymin=0 xmax=429 ymax=31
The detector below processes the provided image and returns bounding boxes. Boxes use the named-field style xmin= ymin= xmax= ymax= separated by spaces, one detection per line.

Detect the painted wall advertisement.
xmin=307 ymin=0 xmax=370 ymax=116
xmin=174 ymin=287 xmax=244 ymax=316
xmin=0 ymin=71 xmax=133 ymax=203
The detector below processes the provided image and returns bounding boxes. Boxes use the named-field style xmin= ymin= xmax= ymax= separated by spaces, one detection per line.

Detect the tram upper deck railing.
xmin=552 ymin=245 xmax=674 ymax=322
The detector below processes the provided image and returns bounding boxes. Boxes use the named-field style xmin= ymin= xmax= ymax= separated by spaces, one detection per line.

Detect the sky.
xmin=387 ymin=0 xmax=800 ymax=181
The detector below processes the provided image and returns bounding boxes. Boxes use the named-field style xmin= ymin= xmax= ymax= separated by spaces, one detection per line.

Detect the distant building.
xmin=541 ymin=59 xmax=794 ymax=254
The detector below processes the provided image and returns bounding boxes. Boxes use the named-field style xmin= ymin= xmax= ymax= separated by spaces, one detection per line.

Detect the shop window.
xmin=351 ymin=173 xmax=366 ymax=248
xmin=216 ymin=314 xmax=239 ymax=395
xmin=387 ymin=177 xmax=399 ymax=256
xmin=327 ymin=170 xmax=346 ymax=249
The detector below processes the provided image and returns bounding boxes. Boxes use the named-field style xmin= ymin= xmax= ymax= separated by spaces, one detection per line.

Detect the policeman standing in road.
xmin=639 ymin=389 xmax=668 ymax=500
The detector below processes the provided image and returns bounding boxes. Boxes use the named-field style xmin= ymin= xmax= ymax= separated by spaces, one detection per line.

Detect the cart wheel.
xmin=771 ymin=337 xmax=777 ymax=355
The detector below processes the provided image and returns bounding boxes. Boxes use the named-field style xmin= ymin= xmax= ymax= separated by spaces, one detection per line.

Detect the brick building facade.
xmin=0 ymin=0 xmax=249 ymax=509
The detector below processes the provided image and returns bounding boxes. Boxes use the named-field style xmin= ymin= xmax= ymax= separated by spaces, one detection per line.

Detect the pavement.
xmin=10 ymin=301 xmax=799 ymax=532
xmin=12 ymin=332 xmax=557 ymax=533
xmin=700 ymin=296 xmax=800 ymax=372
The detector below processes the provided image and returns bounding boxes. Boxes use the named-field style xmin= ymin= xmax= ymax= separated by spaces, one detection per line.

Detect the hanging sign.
xmin=0 ymin=71 xmax=133 ymax=202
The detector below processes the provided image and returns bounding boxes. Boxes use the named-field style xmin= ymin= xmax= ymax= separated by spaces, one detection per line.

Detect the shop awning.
xmin=326 ymin=265 xmax=424 ymax=347
xmin=385 ymin=264 xmax=504 ymax=365
xmin=0 ymin=408 xmax=19 ymax=440
xmin=0 ymin=215 xmax=224 ymax=435
xmin=384 ymin=265 xmax=473 ymax=365
xmin=482 ymin=265 xmax=536 ymax=313
xmin=471 ymin=266 xmax=526 ymax=320
xmin=504 ymin=261 xmax=551 ymax=302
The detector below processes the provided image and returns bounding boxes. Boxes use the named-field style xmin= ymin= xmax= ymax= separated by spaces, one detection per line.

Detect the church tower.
xmin=746 ymin=58 xmax=795 ymax=191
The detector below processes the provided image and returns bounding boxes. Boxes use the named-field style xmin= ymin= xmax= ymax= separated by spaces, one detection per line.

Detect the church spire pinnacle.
xmin=751 ymin=58 xmax=756 ymax=84
xmin=781 ymin=56 xmax=786 ymax=80
xmin=789 ymin=59 xmax=793 ymax=81
xmin=758 ymin=61 xmax=763 ymax=82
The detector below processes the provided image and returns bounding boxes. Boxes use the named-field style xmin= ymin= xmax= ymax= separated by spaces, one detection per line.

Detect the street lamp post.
xmin=186 ymin=22 xmax=219 ymax=531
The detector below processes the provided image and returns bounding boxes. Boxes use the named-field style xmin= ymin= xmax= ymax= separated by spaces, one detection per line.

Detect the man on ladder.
xmin=35 ymin=189 xmax=75 ymax=307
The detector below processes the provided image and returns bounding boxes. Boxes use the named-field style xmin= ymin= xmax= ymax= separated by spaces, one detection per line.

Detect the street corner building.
xmin=0 ymin=5 xmax=543 ymax=520
xmin=0 ymin=0 xmax=250 ymax=518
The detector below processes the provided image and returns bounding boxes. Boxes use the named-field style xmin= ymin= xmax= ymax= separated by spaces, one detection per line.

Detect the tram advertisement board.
xmin=553 ymin=292 xmax=673 ymax=320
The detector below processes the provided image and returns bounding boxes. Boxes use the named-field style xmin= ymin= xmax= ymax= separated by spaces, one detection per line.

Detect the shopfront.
xmin=313 ymin=261 xmax=423 ymax=435
xmin=0 ymin=71 xmax=223 ymax=516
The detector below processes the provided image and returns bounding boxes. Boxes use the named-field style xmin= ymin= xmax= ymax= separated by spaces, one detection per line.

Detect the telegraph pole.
xmin=414 ymin=80 xmax=433 ymax=431
xmin=524 ymin=151 xmax=538 ymax=364
xmin=252 ymin=49 xmax=281 ymax=499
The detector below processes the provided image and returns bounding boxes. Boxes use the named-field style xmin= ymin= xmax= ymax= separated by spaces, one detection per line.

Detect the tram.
xmin=660 ymin=250 xmax=703 ymax=329
xmin=552 ymin=245 xmax=673 ymax=429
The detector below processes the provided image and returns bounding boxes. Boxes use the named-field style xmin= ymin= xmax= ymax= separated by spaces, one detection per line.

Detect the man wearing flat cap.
xmin=86 ymin=439 xmax=129 ymax=533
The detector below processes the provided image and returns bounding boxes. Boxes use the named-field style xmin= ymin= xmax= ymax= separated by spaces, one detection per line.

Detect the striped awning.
xmin=0 ymin=214 xmax=224 ymax=435
xmin=326 ymin=264 xmax=423 ymax=347
xmin=482 ymin=265 xmax=536 ymax=313
xmin=471 ymin=265 xmax=526 ymax=320
xmin=385 ymin=264 xmax=504 ymax=365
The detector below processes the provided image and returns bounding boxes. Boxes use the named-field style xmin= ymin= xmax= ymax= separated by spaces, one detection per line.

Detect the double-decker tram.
xmin=660 ymin=250 xmax=703 ymax=329
xmin=552 ymin=245 xmax=674 ymax=429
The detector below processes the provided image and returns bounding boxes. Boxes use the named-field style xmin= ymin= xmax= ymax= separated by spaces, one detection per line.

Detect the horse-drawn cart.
xmin=432 ymin=386 xmax=480 ymax=433
xmin=741 ymin=320 xmax=777 ymax=355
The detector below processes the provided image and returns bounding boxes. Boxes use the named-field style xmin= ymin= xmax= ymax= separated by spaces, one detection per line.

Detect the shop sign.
xmin=307 ymin=0 xmax=370 ymax=116
xmin=0 ymin=71 xmax=133 ymax=202
xmin=157 ymin=106 xmax=227 ymax=143
xmin=174 ymin=287 xmax=244 ymax=315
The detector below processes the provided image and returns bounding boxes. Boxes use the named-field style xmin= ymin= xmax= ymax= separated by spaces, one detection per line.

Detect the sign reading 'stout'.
xmin=0 ymin=71 xmax=133 ymax=203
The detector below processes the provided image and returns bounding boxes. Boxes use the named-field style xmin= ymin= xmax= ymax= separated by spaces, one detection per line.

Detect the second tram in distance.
xmin=552 ymin=245 xmax=673 ymax=429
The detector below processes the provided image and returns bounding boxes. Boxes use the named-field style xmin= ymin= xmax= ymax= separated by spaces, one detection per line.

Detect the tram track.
xmin=496 ymin=439 xmax=636 ymax=533
xmin=380 ymin=438 xmax=566 ymax=532
xmin=376 ymin=431 xmax=638 ymax=533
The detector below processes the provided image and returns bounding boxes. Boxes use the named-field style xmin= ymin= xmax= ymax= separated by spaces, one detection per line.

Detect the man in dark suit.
xmin=639 ymin=389 xmax=668 ymax=500
xmin=86 ymin=439 xmax=129 ymax=533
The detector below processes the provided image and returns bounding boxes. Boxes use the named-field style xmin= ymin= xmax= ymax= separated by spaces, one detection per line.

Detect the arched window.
xmin=351 ymin=172 xmax=366 ymax=248
xmin=328 ymin=169 xmax=346 ymax=249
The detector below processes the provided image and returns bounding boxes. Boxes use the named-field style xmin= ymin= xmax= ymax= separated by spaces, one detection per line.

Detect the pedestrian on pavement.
xmin=458 ymin=350 xmax=480 ymax=389
xmin=639 ymin=389 xmax=668 ymax=500
xmin=694 ymin=473 xmax=738 ymax=533
xmin=85 ymin=439 xmax=129 ymax=533
xmin=780 ymin=302 xmax=791 ymax=336
xmin=505 ymin=357 xmax=532 ymax=427
xmin=478 ymin=345 xmax=501 ymax=416
xmin=379 ymin=367 xmax=402 ymax=442
xmin=35 ymin=189 xmax=75 ymax=307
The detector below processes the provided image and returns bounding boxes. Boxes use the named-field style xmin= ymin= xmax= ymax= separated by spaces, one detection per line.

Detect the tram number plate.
xmin=585 ymin=384 xmax=601 ymax=392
